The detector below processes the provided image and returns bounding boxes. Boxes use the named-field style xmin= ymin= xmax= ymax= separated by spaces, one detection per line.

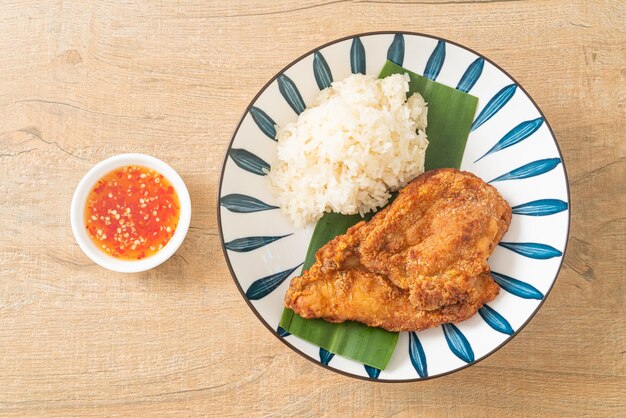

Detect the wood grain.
xmin=0 ymin=0 xmax=624 ymax=416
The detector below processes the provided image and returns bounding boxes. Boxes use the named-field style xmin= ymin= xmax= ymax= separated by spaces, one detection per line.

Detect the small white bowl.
xmin=71 ymin=153 xmax=191 ymax=273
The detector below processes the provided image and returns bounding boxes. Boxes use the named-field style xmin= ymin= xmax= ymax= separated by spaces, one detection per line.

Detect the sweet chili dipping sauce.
xmin=85 ymin=166 xmax=180 ymax=260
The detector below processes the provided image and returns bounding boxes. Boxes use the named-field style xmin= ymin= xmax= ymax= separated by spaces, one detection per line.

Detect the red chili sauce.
xmin=85 ymin=165 xmax=180 ymax=260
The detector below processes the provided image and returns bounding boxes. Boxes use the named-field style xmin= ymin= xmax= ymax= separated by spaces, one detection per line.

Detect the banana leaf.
xmin=381 ymin=60 xmax=478 ymax=170
xmin=279 ymin=61 xmax=479 ymax=370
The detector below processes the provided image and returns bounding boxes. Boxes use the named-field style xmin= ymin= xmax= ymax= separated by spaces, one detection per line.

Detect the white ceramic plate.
xmin=218 ymin=32 xmax=570 ymax=381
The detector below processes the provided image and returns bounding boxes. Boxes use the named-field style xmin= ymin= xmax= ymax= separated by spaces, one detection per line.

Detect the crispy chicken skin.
xmin=284 ymin=168 xmax=512 ymax=332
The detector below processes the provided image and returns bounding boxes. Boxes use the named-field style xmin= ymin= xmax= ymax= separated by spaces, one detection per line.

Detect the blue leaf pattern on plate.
xmin=512 ymin=199 xmax=569 ymax=216
xmin=490 ymin=158 xmax=561 ymax=183
xmin=249 ymin=106 xmax=277 ymax=140
xmin=228 ymin=148 xmax=270 ymax=176
xmin=442 ymin=324 xmax=475 ymax=363
xmin=319 ymin=348 xmax=335 ymax=365
xmin=277 ymin=326 xmax=291 ymax=337
xmin=424 ymin=40 xmax=445 ymax=81
xmin=220 ymin=34 xmax=570 ymax=381
xmin=278 ymin=74 xmax=306 ymax=115
xmin=471 ymin=84 xmax=517 ymax=131
xmin=225 ymin=234 xmax=291 ymax=252
xmin=491 ymin=271 xmax=544 ymax=299
xmin=456 ymin=58 xmax=484 ymax=93
xmin=499 ymin=242 xmax=563 ymax=259
xmin=478 ymin=304 xmax=514 ymax=335
xmin=365 ymin=365 xmax=381 ymax=379
xmin=475 ymin=117 xmax=544 ymax=162
xmin=246 ymin=263 xmax=304 ymax=300
xmin=313 ymin=52 xmax=333 ymax=90
xmin=387 ymin=34 xmax=404 ymax=66
xmin=350 ymin=37 xmax=366 ymax=74
xmin=220 ymin=194 xmax=278 ymax=213
xmin=409 ymin=332 xmax=428 ymax=378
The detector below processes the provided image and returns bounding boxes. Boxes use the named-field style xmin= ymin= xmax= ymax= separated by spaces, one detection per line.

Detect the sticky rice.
xmin=269 ymin=73 xmax=428 ymax=227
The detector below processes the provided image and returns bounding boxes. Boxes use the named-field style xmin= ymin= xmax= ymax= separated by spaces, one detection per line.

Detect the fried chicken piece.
xmin=284 ymin=168 xmax=512 ymax=332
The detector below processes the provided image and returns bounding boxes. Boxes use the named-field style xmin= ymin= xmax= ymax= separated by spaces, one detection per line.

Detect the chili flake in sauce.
xmin=85 ymin=165 xmax=180 ymax=260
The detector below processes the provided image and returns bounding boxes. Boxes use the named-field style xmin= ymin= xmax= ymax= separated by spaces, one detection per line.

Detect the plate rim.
xmin=217 ymin=30 xmax=571 ymax=382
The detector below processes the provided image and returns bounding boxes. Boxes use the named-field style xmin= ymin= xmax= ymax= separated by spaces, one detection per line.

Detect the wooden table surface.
xmin=1 ymin=0 xmax=624 ymax=416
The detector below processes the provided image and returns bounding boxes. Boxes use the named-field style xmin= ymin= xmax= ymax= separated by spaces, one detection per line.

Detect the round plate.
xmin=218 ymin=32 xmax=570 ymax=381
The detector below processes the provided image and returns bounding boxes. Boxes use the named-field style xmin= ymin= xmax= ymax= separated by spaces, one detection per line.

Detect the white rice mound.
xmin=269 ymin=73 xmax=428 ymax=228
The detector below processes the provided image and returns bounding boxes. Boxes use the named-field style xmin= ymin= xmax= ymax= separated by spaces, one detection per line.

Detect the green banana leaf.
xmin=279 ymin=61 xmax=479 ymax=370
xmin=381 ymin=61 xmax=478 ymax=170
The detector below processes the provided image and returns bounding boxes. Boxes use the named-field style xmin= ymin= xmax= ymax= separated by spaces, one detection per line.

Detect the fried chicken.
xmin=284 ymin=168 xmax=512 ymax=332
